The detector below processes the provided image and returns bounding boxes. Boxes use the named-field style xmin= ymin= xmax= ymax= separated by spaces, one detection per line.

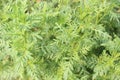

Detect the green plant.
xmin=0 ymin=0 xmax=120 ymax=80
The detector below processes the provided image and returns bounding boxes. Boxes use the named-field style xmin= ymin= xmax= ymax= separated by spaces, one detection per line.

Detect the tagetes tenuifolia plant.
xmin=0 ymin=0 xmax=120 ymax=80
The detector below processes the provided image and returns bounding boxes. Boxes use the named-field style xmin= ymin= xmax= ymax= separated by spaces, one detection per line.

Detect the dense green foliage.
xmin=0 ymin=0 xmax=120 ymax=80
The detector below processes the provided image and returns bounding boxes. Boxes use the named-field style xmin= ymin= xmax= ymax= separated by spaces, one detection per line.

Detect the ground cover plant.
xmin=0 ymin=0 xmax=120 ymax=80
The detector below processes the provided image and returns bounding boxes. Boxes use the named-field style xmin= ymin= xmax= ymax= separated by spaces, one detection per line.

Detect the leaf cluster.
xmin=0 ymin=0 xmax=120 ymax=80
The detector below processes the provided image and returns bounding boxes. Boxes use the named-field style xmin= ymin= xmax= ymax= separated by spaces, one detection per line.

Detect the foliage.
xmin=0 ymin=0 xmax=120 ymax=80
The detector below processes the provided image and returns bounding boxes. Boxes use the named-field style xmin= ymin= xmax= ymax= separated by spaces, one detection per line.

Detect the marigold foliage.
xmin=0 ymin=0 xmax=120 ymax=80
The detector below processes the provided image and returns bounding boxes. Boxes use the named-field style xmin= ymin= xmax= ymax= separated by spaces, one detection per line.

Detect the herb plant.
xmin=0 ymin=0 xmax=120 ymax=80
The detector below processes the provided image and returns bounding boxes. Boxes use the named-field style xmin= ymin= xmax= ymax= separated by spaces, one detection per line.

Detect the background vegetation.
xmin=0 ymin=0 xmax=120 ymax=80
